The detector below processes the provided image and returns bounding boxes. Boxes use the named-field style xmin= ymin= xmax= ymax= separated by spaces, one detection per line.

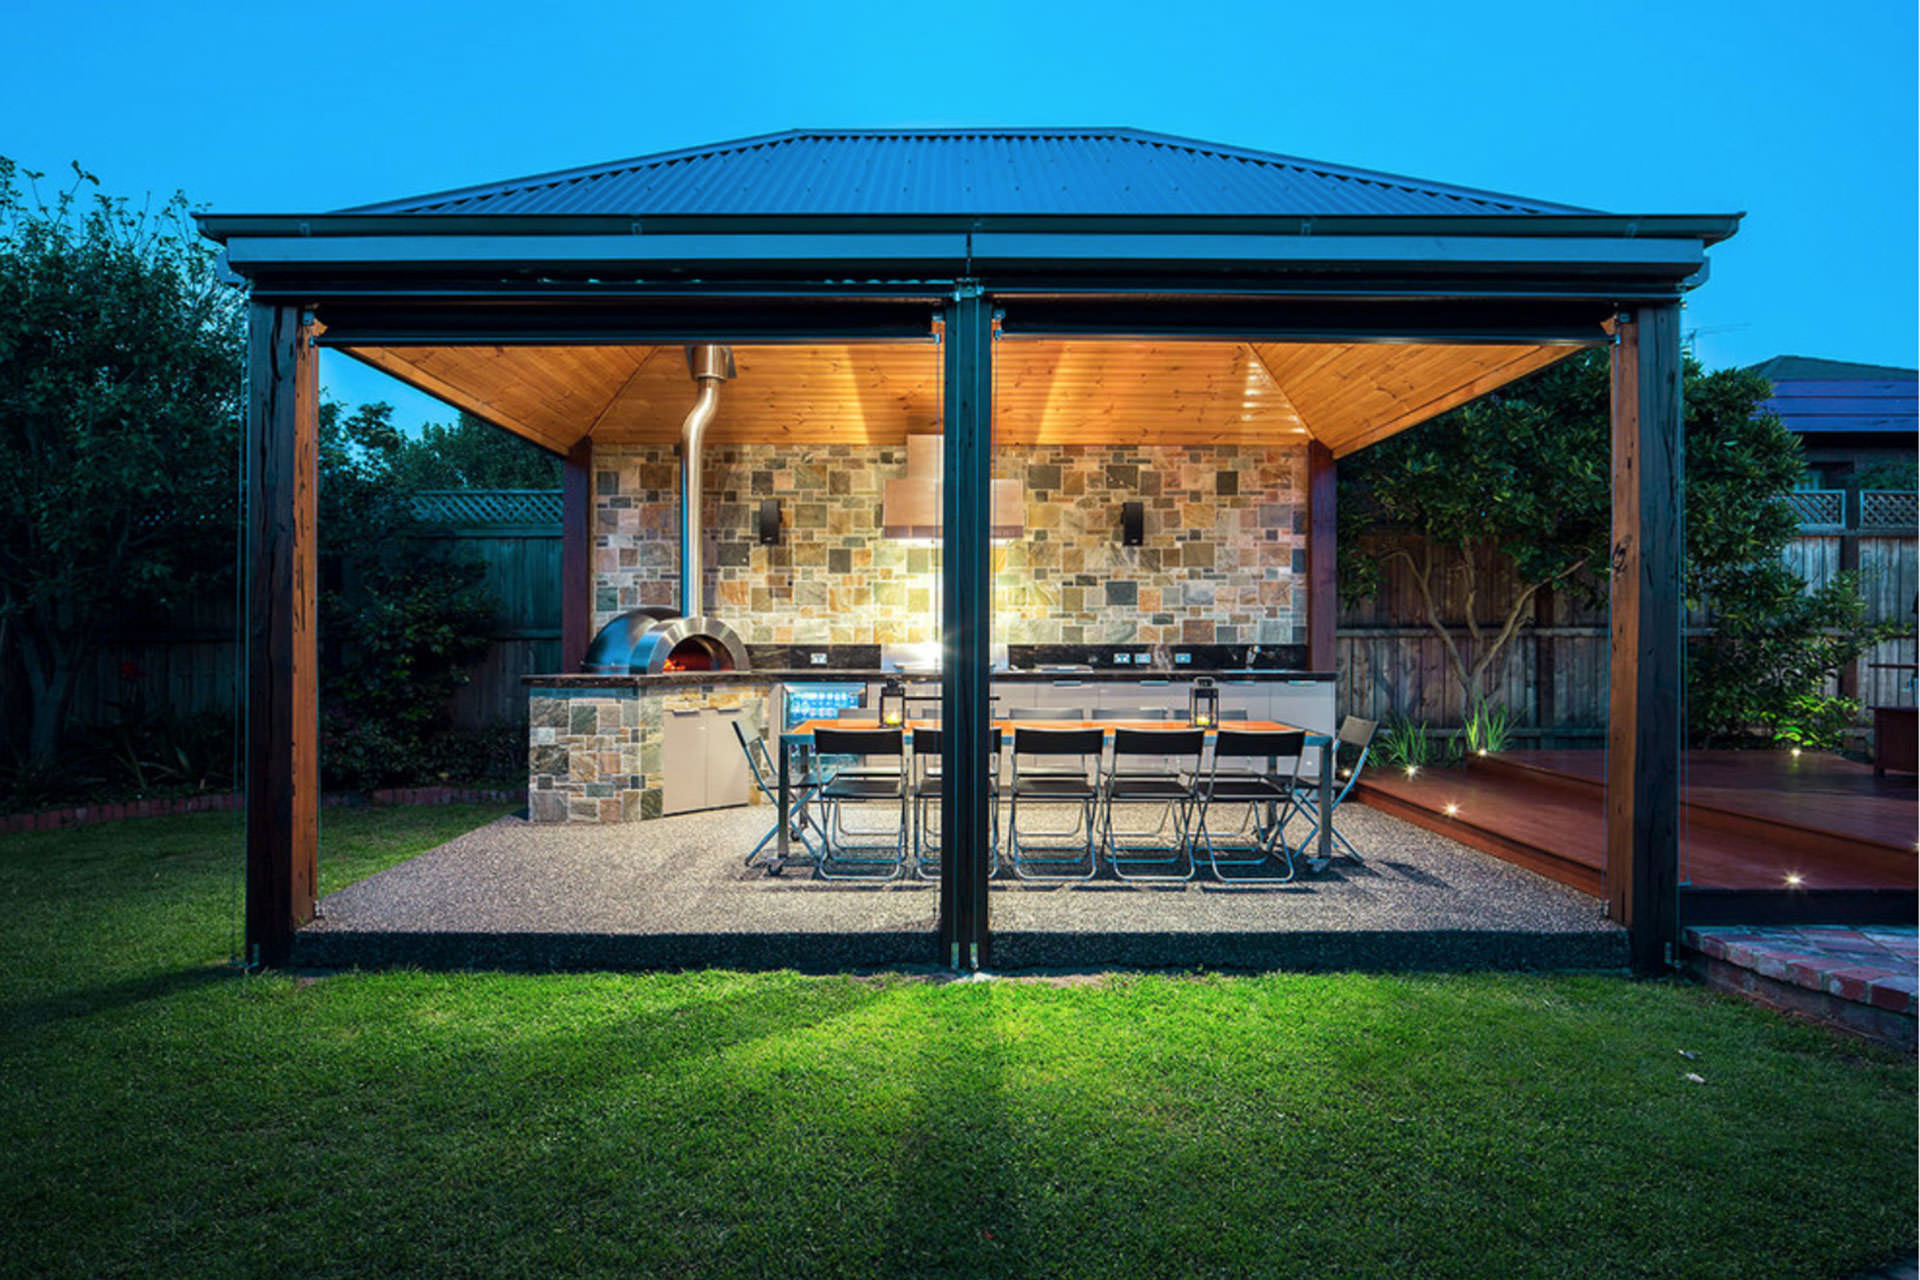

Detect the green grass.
xmin=1 ymin=807 xmax=1913 ymax=1279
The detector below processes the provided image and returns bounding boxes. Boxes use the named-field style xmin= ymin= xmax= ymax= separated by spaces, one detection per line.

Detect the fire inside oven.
xmin=660 ymin=633 xmax=735 ymax=674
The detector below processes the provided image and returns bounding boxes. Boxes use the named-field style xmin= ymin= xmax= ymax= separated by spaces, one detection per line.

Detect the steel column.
xmin=560 ymin=438 xmax=593 ymax=670
xmin=941 ymin=284 xmax=994 ymax=971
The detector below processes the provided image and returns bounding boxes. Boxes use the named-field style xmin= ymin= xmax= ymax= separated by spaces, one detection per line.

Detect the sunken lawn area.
xmin=1 ymin=804 xmax=1913 ymax=1278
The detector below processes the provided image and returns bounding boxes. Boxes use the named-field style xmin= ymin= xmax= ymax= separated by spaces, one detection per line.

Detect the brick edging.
xmin=0 ymin=786 xmax=521 ymax=835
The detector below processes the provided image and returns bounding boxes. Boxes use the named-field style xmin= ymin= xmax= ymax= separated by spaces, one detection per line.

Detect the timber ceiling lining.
xmin=341 ymin=338 xmax=1578 ymax=456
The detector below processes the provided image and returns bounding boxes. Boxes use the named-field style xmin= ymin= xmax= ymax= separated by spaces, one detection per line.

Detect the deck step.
xmin=1358 ymin=751 xmax=1916 ymax=892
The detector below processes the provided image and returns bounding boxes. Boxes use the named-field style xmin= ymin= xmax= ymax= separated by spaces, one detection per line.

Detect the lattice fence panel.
xmin=1861 ymin=489 xmax=1917 ymax=532
xmin=1782 ymin=488 xmax=1845 ymax=531
xmin=409 ymin=490 xmax=562 ymax=526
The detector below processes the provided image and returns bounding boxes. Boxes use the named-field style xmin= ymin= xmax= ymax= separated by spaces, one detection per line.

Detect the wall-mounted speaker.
xmin=757 ymin=498 xmax=782 ymax=546
xmin=1120 ymin=500 xmax=1144 ymax=547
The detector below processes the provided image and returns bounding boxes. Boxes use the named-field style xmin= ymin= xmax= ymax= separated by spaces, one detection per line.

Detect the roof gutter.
xmin=196 ymin=210 xmax=1743 ymax=246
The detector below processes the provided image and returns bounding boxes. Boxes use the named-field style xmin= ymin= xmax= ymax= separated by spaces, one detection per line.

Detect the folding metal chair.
xmin=908 ymin=727 xmax=1002 ymax=880
xmin=1290 ymin=716 xmax=1377 ymax=865
xmin=811 ymin=726 xmax=908 ymax=880
xmin=1191 ymin=728 xmax=1307 ymax=883
xmin=733 ymin=721 xmax=822 ymax=867
xmin=1100 ymin=727 xmax=1206 ymax=881
xmin=1006 ymin=726 xmax=1104 ymax=880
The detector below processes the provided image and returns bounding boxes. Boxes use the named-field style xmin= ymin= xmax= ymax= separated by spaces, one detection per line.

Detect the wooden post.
xmin=245 ymin=303 xmax=320 ymax=968
xmin=561 ymin=438 xmax=594 ymax=669
xmin=1307 ymin=440 xmax=1337 ymax=670
xmin=1607 ymin=305 xmax=1683 ymax=975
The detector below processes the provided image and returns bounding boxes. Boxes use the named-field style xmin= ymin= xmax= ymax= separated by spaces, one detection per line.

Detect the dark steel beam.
xmin=309 ymin=299 xmax=939 ymax=346
xmin=999 ymin=295 xmax=1617 ymax=344
xmin=941 ymin=283 xmax=994 ymax=972
xmin=1307 ymin=442 xmax=1338 ymax=670
xmin=561 ymin=439 xmax=593 ymax=671
xmin=245 ymin=303 xmax=321 ymax=968
xmin=1607 ymin=305 xmax=1684 ymax=976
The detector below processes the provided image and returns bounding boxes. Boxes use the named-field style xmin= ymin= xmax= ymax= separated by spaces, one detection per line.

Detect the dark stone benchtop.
xmin=524 ymin=669 xmax=1337 ymax=690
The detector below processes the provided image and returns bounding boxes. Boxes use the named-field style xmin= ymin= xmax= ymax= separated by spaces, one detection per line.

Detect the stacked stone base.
xmin=528 ymin=682 xmax=768 ymax=823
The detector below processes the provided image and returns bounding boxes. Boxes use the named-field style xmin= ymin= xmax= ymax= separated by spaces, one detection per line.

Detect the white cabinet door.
xmin=1217 ymin=679 xmax=1271 ymax=723
xmin=990 ymin=681 xmax=1034 ymax=713
xmin=661 ymin=708 xmax=707 ymax=815
xmin=707 ymin=707 xmax=752 ymax=809
xmin=1271 ymin=681 xmax=1336 ymax=735
xmin=1101 ymin=679 xmax=1186 ymax=717
xmin=1031 ymin=680 xmax=1095 ymax=718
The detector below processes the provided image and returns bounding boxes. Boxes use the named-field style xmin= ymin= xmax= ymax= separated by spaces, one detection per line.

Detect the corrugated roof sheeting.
xmin=345 ymin=129 xmax=1594 ymax=218
xmin=1751 ymin=356 xmax=1918 ymax=436
xmin=1762 ymin=380 xmax=1917 ymax=435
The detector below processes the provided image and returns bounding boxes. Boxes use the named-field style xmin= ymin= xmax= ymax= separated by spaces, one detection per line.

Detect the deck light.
xmin=1405 ymin=765 xmax=1419 ymax=779
xmin=1443 ymin=801 xmax=1460 ymax=817
xmin=1784 ymin=872 xmax=1804 ymax=888
xmin=1789 ymin=747 xmax=1803 ymax=758
xmin=1476 ymin=748 xmax=1488 ymax=757
xmin=1188 ymin=677 xmax=1219 ymax=729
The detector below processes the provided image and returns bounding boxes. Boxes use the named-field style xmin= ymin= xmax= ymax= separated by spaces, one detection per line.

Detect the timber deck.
xmin=1358 ymin=749 xmax=1918 ymax=894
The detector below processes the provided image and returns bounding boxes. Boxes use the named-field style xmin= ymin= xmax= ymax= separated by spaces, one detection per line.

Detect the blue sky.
xmin=5 ymin=0 xmax=1914 ymax=430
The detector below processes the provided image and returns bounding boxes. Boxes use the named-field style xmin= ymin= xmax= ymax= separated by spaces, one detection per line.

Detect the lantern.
xmin=1188 ymin=677 xmax=1219 ymax=729
xmin=879 ymin=678 xmax=907 ymax=728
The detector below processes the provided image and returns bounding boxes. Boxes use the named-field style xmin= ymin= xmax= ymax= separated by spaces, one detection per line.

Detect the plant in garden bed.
xmin=1373 ymin=716 xmax=1440 ymax=773
xmin=1457 ymin=701 xmax=1517 ymax=757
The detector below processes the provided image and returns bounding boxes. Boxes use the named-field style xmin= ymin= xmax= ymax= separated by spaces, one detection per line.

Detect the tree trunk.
xmin=25 ymin=654 xmax=77 ymax=769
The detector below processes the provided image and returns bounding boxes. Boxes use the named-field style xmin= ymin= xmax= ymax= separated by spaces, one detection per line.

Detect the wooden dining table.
xmin=774 ymin=718 xmax=1336 ymax=868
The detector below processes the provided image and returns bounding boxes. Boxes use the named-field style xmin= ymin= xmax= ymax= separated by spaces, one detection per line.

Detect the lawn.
xmin=1 ymin=806 xmax=1913 ymax=1279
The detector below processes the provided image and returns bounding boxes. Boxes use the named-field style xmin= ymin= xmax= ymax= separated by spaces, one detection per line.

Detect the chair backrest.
xmin=1204 ymin=729 xmax=1305 ymax=793
xmin=912 ymin=726 xmax=1002 ymax=779
xmin=1110 ymin=727 xmax=1205 ymax=770
xmin=912 ymin=726 xmax=942 ymax=782
xmin=1011 ymin=727 xmax=1102 ymax=781
xmin=1220 ymin=708 xmax=1250 ymax=721
xmin=835 ymin=706 xmax=877 ymax=721
xmin=1008 ymin=706 xmax=1084 ymax=721
xmin=1012 ymin=726 xmax=1105 ymax=756
xmin=1091 ymin=707 xmax=1170 ymax=722
xmin=813 ymin=727 xmax=903 ymax=761
xmin=1328 ymin=715 xmax=1378 ymax=804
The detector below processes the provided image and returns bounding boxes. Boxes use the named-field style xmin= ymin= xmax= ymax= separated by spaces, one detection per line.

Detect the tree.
xmin=1338 ymin=350 xmax=1610 ymax=716
xmin=315 ymin=401 xmax=499 ymax=790
xmin=386 ymin=411 xmax=561 ymax=491
xmin=1339 ymin=348 xmax=1889 ymax=742
xmin=0 ymin=160 xmax=241 ymax=768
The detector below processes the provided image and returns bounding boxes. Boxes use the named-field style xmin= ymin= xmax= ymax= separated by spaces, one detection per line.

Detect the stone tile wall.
xmin=593 ymin=443 xmax=1305 ymax=647
xmin=529 ymin=683 xmax=769 ymax=823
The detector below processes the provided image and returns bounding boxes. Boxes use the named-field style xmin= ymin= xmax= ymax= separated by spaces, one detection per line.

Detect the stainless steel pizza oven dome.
xmin=583 ymin=607 xmax=749 ymax=675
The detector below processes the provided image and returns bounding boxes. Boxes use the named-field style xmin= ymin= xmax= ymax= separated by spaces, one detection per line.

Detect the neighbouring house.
xmin=1751 ymin=355 xmax=1918 ymax=496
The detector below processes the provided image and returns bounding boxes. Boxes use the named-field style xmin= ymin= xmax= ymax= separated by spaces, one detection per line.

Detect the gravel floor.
xmin=301 ymin=802 xmax=1624 ymax=971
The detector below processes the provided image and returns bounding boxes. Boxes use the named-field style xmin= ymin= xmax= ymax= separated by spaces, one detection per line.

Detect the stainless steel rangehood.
xmin=881 ymin=433 xmax=1024 ymax=540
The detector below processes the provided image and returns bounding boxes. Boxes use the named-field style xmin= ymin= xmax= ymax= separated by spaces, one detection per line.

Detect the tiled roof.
xmin=343 ymin=128 xmax=1594 ymax=218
